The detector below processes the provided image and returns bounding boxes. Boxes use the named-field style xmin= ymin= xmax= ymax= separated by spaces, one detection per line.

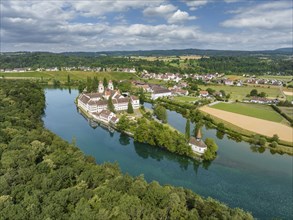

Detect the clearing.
xmin=200 ymin=106 xmax=293 ymax=142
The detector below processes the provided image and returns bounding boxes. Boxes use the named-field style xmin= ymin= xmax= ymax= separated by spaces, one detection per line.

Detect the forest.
xmin=0 ymin=80 xmax=253 ymax=219
xmin=1 ymin=52 xmax=292 ymax=75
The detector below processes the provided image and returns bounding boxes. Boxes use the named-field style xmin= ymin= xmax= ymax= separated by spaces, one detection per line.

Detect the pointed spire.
xmin=196 ymin=128 xmax=202 ymax=140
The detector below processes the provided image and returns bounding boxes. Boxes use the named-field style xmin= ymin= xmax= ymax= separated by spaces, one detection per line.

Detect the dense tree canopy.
xmin=0 ymin=80 xmax=253 ymax=219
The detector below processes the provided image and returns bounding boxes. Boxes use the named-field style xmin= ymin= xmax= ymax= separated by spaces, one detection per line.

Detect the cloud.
xmin=0 ymin=0 xmax=292 ymax=52
xmin=143 ymin=4 xmax=177 ymax=17
xmin=168 ymin=10 xmax=196 ymax=23
xmin=143 ymin=4 xmax=196 ymax=24
xmin=71 ymin=0 xmax=164 ymax=17
xmin=182 ymin=0 xmax=210 ymax=10
xmin=224 ymin=0 xmax=240 ymax=3
xmin=221 ymin=1 xmax=293 ymax=29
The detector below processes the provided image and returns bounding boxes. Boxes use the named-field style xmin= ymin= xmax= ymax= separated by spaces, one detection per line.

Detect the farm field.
xmin=199 ymin=84 xmax=284 ymax=100
xmin=278 ymin=107 xmax=293 ymax=120
xmin=211 ymin=102 xmax=284 ymax=123
xmin=257 ymin=75 xmax=293 ymax=81
xmin=173 ymin=96 xmax=198 ymax=102
xmin=200 ymin=106 xmax=293 ymax=142
xmin=0 ymin=71 xmax=138 ymax=82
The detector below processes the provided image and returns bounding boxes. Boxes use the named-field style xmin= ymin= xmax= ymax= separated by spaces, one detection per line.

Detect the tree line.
xmin=1 ymin=52 xmax=292 ymax=75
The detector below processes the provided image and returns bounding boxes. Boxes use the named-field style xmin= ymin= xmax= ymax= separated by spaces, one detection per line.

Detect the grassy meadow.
xmin=199 ymin=84 xmax=284 ymax=100
xmin=211 ymin=102 xmax=284 ymax=123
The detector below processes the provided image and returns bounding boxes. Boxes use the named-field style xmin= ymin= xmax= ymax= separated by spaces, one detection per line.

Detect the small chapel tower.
xmin=98 ymin=81 xmax=104 ymax=93
xmin=108 ymin=80 xmax=114 ymax=90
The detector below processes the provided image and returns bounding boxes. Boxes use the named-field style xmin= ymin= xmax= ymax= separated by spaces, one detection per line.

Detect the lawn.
xmin=200 ymin=84 xmax=284 ymax=101
xmin=211 ymin=102 xmax=284 ymax=123
xmin=173 ymin=96 xmax=198 ymax=102
xmin=0 ymin=71 xmax=138 ymax=82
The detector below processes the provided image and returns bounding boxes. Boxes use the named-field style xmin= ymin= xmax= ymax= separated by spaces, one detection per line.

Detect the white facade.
xmin=151 ymin=92 xmax=172 ymax=100
xmin=189 ymin=144 xmax=207 ymax=155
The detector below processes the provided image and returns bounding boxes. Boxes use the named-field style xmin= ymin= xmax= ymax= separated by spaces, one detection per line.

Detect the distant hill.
xmin=1 ymin=48 xmax=292 ymax=58
xmin=61 ymin=48 xmax=293 ymax=57
xmin=274 ymin=48 xmax=293 ymax=53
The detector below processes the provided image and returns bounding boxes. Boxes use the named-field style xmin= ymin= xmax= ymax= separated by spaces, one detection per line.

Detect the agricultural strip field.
xmin=0 ymin=71 xmax=138 ymax=82
xmin=199 ymin=85 xmax=283 ymax=101
xmin=200 ymin=106 xmax=293 ymax=142
xmin=278 ymin=107 xmax=293 ymax=120
xmin=210 ymin=102 xmax=284 ymax=123
xmin=283 ymin=90 xmax=293 ymax=96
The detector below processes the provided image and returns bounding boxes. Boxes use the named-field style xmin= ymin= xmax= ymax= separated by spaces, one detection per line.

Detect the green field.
xmin=0 ymin=71 xmax=138 ymax=82
xmin=173 ymin=96 xmax=198 ymax=102
xmin=211 ymin=102 xmax=284 ymax=123
xmin=200 ymin=85 xmax=284 ymax=101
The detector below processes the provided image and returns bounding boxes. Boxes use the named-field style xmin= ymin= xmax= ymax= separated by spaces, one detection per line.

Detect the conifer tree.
xmin=185 ymin=119 xmax=190 ymax=141
xmin=127 ymin=99 xmax=134 ymax=114
xmin=108 ymin=96 xmax=115 ymax=112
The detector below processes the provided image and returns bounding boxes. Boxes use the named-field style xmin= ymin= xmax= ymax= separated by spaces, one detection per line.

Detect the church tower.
xmin=196 ymin=128 xmax=202 ymax=141
xmin=98 ymin=81 xmax=104 ymax=93
xmin=108 ymin=80 xmax=114 ymax=90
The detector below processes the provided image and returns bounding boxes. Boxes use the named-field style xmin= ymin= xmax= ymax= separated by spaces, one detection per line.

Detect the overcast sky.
xmin=1 ymin=0 xmax=292 ymax=52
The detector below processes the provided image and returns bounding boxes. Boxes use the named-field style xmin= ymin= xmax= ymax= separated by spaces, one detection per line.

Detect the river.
xmin=43 ymin=88 xmax=292 ymax=219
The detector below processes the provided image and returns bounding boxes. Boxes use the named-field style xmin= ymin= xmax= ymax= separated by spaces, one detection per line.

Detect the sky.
xmin=0 ymin=0 xmax=292 ymax=52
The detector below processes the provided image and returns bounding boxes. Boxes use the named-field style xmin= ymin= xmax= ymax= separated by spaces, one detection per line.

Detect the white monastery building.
xmin=78 ymin=80 xmax=140 ymax=114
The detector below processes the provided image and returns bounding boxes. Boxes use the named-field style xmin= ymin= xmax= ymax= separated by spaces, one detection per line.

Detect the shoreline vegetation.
xmin=76 ymin=101 xmax=206 ymax=160
xmin=0 ymin=80 xmax=254 ymax=219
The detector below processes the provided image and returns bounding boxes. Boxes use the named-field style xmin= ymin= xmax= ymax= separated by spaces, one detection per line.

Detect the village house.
xmin=151 ymin=87 xmax=172 ymax=100
xmin=199 ymin=90 xmax=209 ymax=98
xmin=169 ymin=87 xmax=189 ymax=96
xmin=224 ymin=79 xmax=234 ymax=86
xmin=189 ymin=129 xmax=207 ymax=155
xmin=248 ymin=97 xmax=279 ymax=104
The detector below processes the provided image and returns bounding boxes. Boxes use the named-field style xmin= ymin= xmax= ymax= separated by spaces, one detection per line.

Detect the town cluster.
xmin=141 ymin=71 xmax=223 ymax=83
xmin=77 ymin=80 xmax=139 ymax=124
xmin=0 ymin=67 xmax=136 ymax=73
